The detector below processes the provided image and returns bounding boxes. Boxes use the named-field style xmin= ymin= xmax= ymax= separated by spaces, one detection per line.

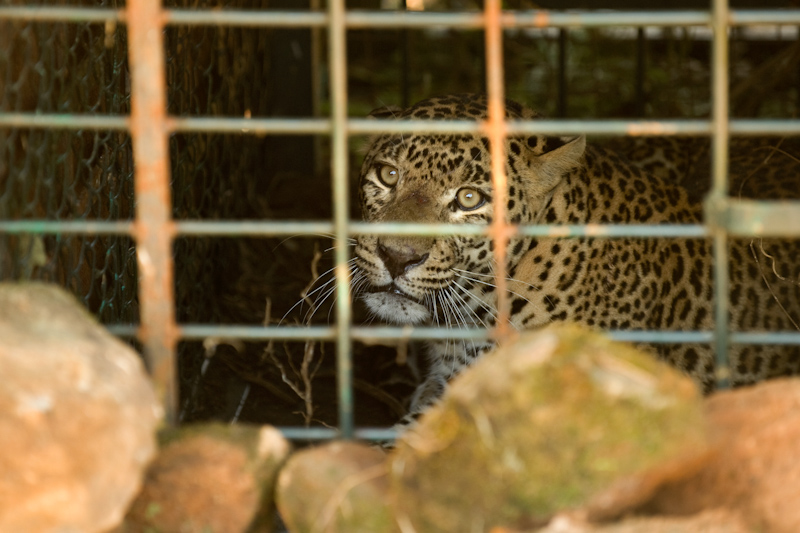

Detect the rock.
xmin=642 ymin=378 xmax=800 ymax=533
xmin=0 ymin=282 xmax=161 ymax=533
xmin=532 ymin=508 xmax=749 ymax=533
xmin=120 ymin=423 xmax=290 ymax=533
xmin=390 ymin=324 xmax=705 ymax=532
xmin=277 ymin=441 xmax=398 ymax=533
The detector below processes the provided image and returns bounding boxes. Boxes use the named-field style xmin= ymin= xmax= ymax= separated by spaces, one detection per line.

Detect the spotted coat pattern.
xmin=353 ymin=94 xmax=800 ymax=427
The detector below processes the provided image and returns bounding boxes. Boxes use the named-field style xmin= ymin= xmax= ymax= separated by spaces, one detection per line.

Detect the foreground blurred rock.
xmin=119 ymin=424 xmax=290 ymax=533
xmin=532 ymin=508 xmax=750 ymax=533
xmin=277 ymin=441 xmax=398 ymax=533
xmin=270 ymin=325 xmax=800 ymax=532
xmin=639 ymin=378 xmax=800 ymax=533
xmin=0 ymin=283 xmax=161 ymax=533
xmin=390 ymin=324 xmax=706 ymax=532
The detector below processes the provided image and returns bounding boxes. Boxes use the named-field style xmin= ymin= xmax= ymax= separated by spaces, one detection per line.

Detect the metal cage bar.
xmin=126 ymin=0 xmax=178 ymax=424
xmin=709 ymin=0 xmax=731 ymax=385
xmin=328 ymin=0 xmax=354 ymax=439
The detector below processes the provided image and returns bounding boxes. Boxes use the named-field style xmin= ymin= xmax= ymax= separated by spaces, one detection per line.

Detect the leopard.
xmin=352 ymin=93 xmax=800 ymax=428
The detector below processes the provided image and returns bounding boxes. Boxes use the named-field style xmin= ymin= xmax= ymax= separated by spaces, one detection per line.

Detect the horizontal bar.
xmin=4 ymin=114 xmax=800 ymax=139
xmin=180 ymin=324 xmax=335 ymax=341
xmin=608 ymin=330 xmax=715 ymax=343
xmin=730 ymin=10 xmax=800 ymax=26
xmin=0 ymin=220 xmax=133 ymax=234
xmin=10 ymin=215 xmax=800 ymax=239
xmin=500 ymin=10 xmax=711 ymax=29
xmin=2 ymin=7 xmax=799 ymax=30
xmin=709 ymin=199 xmax=800 ymax=237
xmin=165 ymin=9 xmax=327 ymax=27
xmin=349 ymin=222 xmax=710 ymax=238
xmin=175 ymin=220 xmax=335 ymax=237
xmin=0 ymin=114 xmax=128 ymax=131
xmin=730 ymin=332 xmax=800 ymax=345
xmin=276 ymin=426 xmax=398 ymax=441
xmin=168 ymin=116 xmax=330 ymax=135
xmin=106 ymin=324 xmax=138 ymax=337
xmin=9 ymin=7 xmax=798 ymax=29
xmin=0 ymin=6 xmax=123 ymax=22
xmin=352 ymin=326 xmax=491 ymax=341
xmin=729 ymin=119 xmax=800 ymax=136
xmin=107 ymin=324 xmax=800 ymax=346
xmin=0 ymin=220 xmax=737 ymax=239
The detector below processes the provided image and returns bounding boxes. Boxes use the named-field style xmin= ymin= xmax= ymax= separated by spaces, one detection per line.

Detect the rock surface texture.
xmin=0 ymin=283 xmax=161 ymax=533
xmin=120 ymin=424 xmax=290 ymax=533
xmin=277 ymin=441 xmax=398 ymax=533
xmin=640 ymin=378 xmax=800 ymax=533
xmin=389 ymin=324 xmax=707 ymax=532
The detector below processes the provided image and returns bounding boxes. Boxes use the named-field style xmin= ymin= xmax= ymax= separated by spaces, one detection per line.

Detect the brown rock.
xmin=276 ymin=441 xmax=398 ymax=533
xmin=643 ymin=378 xmax=800 ymax=533
xmin=532 ymin=508 xmax=749 ymax=533
xmin=120 ymin=424 xmax=290 ymax=533
xmin=0 ymin=283 xmax=161 ymax=533
xmin=390 ymin=324 xmax=705 ymax=532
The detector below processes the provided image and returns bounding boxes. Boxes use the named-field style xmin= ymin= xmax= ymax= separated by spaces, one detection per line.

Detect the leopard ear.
xmin=530 ymin=135 xmax=586 ymax=193
xmin=368 ymin=105 xmax=403 ymax=119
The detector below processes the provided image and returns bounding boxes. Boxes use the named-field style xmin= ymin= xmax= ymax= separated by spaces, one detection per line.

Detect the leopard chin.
xmin=361 ymin=290 xmax=430 ymax=325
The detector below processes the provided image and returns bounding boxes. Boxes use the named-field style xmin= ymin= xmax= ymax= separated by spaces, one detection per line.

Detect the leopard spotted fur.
xmin=353 ymin=94 xmax=800 ymax=426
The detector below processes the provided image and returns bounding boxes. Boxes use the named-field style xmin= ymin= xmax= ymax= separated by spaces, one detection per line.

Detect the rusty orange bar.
xmin=484 ymin=0 xmax=514 ymax=342
xmin=127 ymin=0 xmax=178 ymax=424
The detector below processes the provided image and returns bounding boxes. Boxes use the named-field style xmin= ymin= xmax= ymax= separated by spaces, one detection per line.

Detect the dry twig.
xmin=262 ymin=244 xmax=326 ymax=426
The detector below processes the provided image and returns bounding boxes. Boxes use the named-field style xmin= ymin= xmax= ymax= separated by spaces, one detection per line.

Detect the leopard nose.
xmin=377 ymin=242 xmax=429 ymax=279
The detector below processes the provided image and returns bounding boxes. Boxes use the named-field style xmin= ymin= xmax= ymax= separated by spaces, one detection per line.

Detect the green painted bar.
xmin=0 ymin=221 xmax=133 ymax=234
xmin=730 ymin=120 xmax=800 ymax=136
xmin=109 ymin=324 xmax=800 ymax=346
xmin=731 ymin=333 xmax=800 ymax=345
xmin=169 ymin=116 xmax=330 ymax=134
xmin=2 ymin=7 xmax=799 ymax=30
xmin=730 ymin=10 xmax=800 ymax=25
xmin=349 ymin=222 xmax=710 ymax=238
xmin=713 ymin=200 xmax=800 ymax=237
xmin=180 ymin=324 xmax=335 ymax=341
xmin=0 ymin=6 xmax=122 ymax=22
xmin=710 ymin=0 xmax=732 ymax=388
xmin=3 ymin=113 xmax=800 ymax=138
xmin=166 ymin=9 xmax=327 ymax=27
xmin=175 ymin=220 xmax=335 ymax=236
xmin=329 ymin=0 xmax=355 ymax=440
xmin=0 ymin=113 xmax=128 ymax=130
xmin=276 ymin=427 xmax=399 ymax=441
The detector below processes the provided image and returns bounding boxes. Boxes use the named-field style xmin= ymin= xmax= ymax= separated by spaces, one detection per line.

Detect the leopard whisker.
xmin=449 ymin=281 xmax=500 ymax=327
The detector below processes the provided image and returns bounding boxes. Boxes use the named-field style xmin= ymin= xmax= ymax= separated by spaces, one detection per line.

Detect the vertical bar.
xmin=557 ymin=28 xmax=567 ymax=118
xmin=711 ymin=0 xmax=730 ymax=387
xmin=635 ymin=27 xmax=646 ymax=117
xmin=484 ymin=0 xmax=512 ymax=341
xmin=329 ymin=0 xmax=354 ymax=438
xmin=401 ymin=0 xmax=410 ymax=108
xmin=127 ymin=0 xmax=178 ymax=424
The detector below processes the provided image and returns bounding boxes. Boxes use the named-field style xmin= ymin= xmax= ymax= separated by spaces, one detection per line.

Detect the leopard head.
xmin=354 ymin=94 xmax=585 ymax=325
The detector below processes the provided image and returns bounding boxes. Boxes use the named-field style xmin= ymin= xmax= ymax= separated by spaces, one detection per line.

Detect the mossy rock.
xmin=277 ymin=441 xmax=398 ymax=533
xmin=390 ymin=324 xmax=705 ymax=532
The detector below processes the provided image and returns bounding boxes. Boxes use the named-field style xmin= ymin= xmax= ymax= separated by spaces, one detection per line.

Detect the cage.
xmin=1 ymin=0 xmax=800 ymax=445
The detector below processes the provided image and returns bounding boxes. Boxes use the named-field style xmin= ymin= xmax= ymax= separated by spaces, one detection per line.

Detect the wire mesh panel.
xmin=0 ymin=1 xmax=138 ymax=326
xmin=1 ymin=0 xmax=800 ymax=442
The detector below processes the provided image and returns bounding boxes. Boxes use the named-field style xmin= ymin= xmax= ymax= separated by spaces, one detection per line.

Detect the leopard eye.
xmin=456 ymin=188 xmax=485 ymax=211
xmin=377 ymin=164 xmax=400 ymax=187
